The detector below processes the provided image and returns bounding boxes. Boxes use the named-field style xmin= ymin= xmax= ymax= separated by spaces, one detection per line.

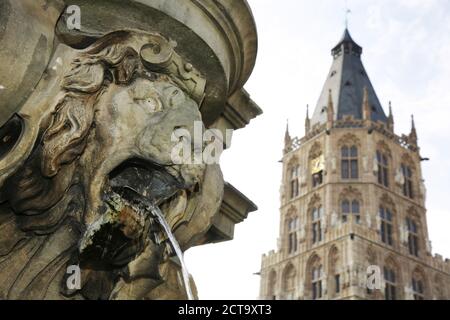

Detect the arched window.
xmin=341 ymin=199 xmax=360 ymax=223
xmin=379 ymin=206 xmax=394 ymax=246
xmin=377 ymin=150 xmax=389 ymax=187
xmin=412 ymin=270 xmax=425 ymax=300
xmin=312 ymin=265 xmax=323 ymax=300
xmin=311 ymin=206 xmax=323 ymax=244
xmin=401 ymin=164 xmax=414 ymax=199
xmin=406 ymin=217 xmax=419 ymax=257
xmin=328 ymin=247 xmax=340 ymax=298
xmin=384 ymin=265 xmax=397 ymax=300
xmin=287 ymin=216 xmax=299 ymax=254
xmin=306 ymin=254 xmax=323 ymax=300
xmin=282 ymin=264 xmax=296 ymax=300
xmin=289 ymin=166 xmax=299 ymax=199
xmin=267 ymin=270 xmax=277 ymax=300
xmin=341 ymin=145 xmax=358 ymax=179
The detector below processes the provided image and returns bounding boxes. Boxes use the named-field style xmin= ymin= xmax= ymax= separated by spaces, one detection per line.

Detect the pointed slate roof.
xmin=311 ymin=28 xmax=387 ymax=126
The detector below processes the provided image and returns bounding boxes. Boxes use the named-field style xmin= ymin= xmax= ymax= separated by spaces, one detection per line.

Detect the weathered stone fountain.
xmin=0 ymin=0 xmax=260 ymax=300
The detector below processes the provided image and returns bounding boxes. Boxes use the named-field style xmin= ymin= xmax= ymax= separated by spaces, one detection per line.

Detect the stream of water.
xmin=148 ymin=204 xmax=194 ymax=300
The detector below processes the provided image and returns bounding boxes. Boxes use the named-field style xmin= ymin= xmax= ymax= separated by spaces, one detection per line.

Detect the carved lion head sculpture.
xmin=0 ymin=30 xmax=224 ymax=300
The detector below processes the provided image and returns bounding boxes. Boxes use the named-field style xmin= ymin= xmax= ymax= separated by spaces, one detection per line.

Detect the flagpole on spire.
xmin=344 ymin=0 xmax=351 ymax=29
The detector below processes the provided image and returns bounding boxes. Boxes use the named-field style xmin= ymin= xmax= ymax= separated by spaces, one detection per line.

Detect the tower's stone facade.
xmin=259 ymin=29 xmax=450 ymax=300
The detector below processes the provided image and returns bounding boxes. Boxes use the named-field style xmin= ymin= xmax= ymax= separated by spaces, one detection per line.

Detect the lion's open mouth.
xmin=78 ymin=158 xmax=194 ymax=269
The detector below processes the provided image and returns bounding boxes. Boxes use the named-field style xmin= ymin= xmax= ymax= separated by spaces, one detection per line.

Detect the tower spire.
xmin=305 ymin=104 xmax=311 ymax=133
xmin=284 ymin=119 xmax=291 ymax=154
xmin=311 ymin=28 xmax=387 ymax=127
xmin=409 ymin=114 xmax=418 ymax=146
xmin=387 ymin=101 xmax=394 ymax=131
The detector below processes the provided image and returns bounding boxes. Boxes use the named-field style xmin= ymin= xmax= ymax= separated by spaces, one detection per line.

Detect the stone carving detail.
xmin=362 ymin=155 xmax=369 ymax=172
xmin=376 ymin=140 xmax=392 ymax=158
xmin=395 ymin=167 xmax=405 ymax=186
xmin=400 ymin=223 xmax=408 ymax=244
xmin=375 ymin=214 xmax=382 ymax=231
xmin=330 ymin=211 xmax=338 ymax=227
xmin=420 ymin=179 xmax=427 ymax=203
xmin=372 ymin=156 xmax=379 ymax=174
xmin=321 ymin=214 xmax=328 ymax=232
xmin=308 ymin=142 xmax=322 ymax=160
xmin=299 ymin=225 xmax=306 ymax=242
xmin=365 ymin=211 xmax=372 ymax=229
xmin=337 ymin=133 xmax=360 ymax=148
xmin=298 ymin=281 xmax=305 ymax=297
xmin=330 ymin=156 xmax=337 ymax=173
xmin=299 ymin=167 xmax=308 ymax=187
xmin=426 ymin=240 xmax=432 ymax=253
xmin=0 ymin=31 xmax=223 ymax=300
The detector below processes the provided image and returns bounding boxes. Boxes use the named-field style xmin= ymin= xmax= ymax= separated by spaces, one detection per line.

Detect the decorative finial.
xmin=387 ymin=101 xmax=394 ymax=131
xmin=409 ymin=114 xmax=418 ymax=146
xmin=284 ymin=118 xmax=292 ymax=153
xmin=305 ymin=105 xmax=311 ymax=133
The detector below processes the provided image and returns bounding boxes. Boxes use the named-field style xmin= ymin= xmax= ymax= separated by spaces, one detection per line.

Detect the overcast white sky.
xmin=185 ymin=0 xmax=450 ymax=300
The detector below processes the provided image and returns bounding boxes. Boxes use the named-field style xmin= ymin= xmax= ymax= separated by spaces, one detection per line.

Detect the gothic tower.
xmin=259 ymin=28 xmax=450 ymax=300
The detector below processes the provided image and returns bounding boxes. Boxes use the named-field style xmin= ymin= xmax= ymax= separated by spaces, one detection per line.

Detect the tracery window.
xmin=312 ymin=206 xmax=323 ymax=244
xmin=384 ymin=266 xmax=397 ymax=300
xmin=402 ymin=164 xmax=414 ymax=199
xmin=406 ymin=217 xmax=419 ymax=257
xmin=380 ymin=206 xmax=394 ymax=246
xmin=377 ymin=150 xmax=389 ymax=187
xmin=289 ymin=166 xmax=300 ymax=199
xmin=287 ymin=216 xmax=299 ymax=254
xmin=312 ymin=265 xmax=323 ymax=300
xmin=341 ymin=199 xmax=360 ymax=224
xmin=341 ymin=145 xmax=358 ymax=179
